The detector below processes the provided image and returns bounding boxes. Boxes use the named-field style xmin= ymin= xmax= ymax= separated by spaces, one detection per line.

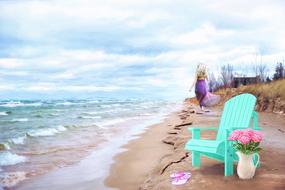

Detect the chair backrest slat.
xmin=216 ymin=93 xmax=256 ymax=140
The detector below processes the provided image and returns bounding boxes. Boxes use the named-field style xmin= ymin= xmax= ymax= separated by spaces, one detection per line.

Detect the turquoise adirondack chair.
xmin=185 ymin=93 xmax=260 ymax=176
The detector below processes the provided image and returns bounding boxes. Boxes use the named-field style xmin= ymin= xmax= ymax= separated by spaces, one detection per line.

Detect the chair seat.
xmin=185 ymin=139 xmax=224 ymax=154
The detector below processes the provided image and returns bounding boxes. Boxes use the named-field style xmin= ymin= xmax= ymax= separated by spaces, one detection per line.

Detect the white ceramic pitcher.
xmin=236 ymin=151 xmax=260 ymax=179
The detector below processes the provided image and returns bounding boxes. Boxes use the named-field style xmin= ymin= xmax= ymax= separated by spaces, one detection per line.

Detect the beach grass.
xmin=221 ymin=79 xmax=285 ymax=100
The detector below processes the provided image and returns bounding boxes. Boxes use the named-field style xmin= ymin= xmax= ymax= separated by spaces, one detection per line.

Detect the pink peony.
xmin=228 ymin=129 xmax=264 ymax=144
xmin=251 ymin=133 xmax=263 ymax=142
xmin=228 ymin=130 xmax=242 ymax=140
xmin=243 ymin=129 xmax=254 ymax=137
xmin=238 ymin=134 xmax=251 ymax=145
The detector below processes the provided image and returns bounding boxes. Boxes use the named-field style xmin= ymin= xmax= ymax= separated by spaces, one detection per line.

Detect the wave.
xmin=11 ymin=118 xmax=29 ymax=122
xmin=0 ymin=152 xmax=27 ymax=166
xmin=26 ymin=125 xmax=67 ymax=137
xmin=77 ymin=115 xmax=102 ymax=119
xmin=0 ymin=101 xmax=42 ymax=108
xmin=33 ymin=114 xmax=44 ymax=118
xmin=33 ymin=112 xmax=61 ymax=118
xmin=86 ymin=100 xmax=100 ymax=104
xmin=48 ymin=113 xmax=61 ymax=116
xmin=100 ymin=104 xmax=121 ymax=108
xmin=0 ymin=171 xmax=27 ymax=188
xmin=9 ymin=136 xmax=26 ymax=145
xmin=55 ymin=101 xmax=82 ymax=106
xmin=0 ymin=111 xmax=11 ymax=116
xmin=0 ymin=101 xmax=25 ymax=108
xmin=81 ymin=111 xmax=98 ymax=115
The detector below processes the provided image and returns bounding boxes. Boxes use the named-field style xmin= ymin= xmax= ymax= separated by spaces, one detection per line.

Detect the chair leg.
xmin=224 ymin=150 xmax=233 ymax=176
xmin=192 ymin=151 xmax=201 ymax=167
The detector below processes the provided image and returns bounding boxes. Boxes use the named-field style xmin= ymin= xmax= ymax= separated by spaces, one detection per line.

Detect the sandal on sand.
xmin=170 ymin=171 xmax=191 ymax=178
xmin=170 ymin=172 xmax=191 ymax=185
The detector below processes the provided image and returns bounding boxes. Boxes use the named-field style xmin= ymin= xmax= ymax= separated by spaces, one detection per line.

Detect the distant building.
xmin=232 ymin=76 xmax=260 ymax=88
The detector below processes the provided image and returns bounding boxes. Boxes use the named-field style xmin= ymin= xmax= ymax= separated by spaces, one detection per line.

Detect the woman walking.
xmin=189 ymin=63 xmax=220 ymax=111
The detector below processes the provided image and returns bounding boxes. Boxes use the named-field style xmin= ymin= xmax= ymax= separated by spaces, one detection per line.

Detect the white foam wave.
xmin=49 ymin=113 xmax=61 ymax=116
xmin=55 ymin=101 xmax=75 ymax=106
xmin=27 ymin=125 xmax=67 ymax=137
xmin=11 ymin=118 xmax=29 ymax=122
xmin=87 ymin=100 xmax=99 ymax=104
xmin=78 ymin=115 xmax=102 ymax=119
xmin=0 ymin=101 xmax=42 ymax=108
xmin=56 ymin=125 xmax=67 ymax=132
xmin=0 ymin=112 xmax=9 ymax=116
xmin=100 ymin=104 xmax=121 ymax=108
xmin=0 ymin=152 xmax=27 ymax=166
xmin=0 ymin=102 xmax=25 ymax=108
xmin=82 ymin=111 xmax=98 ymax=115
xmin=27 ymin=102 xmax=42 ymax=106
xmin=9 ymin=136 xmax=26 ymax=145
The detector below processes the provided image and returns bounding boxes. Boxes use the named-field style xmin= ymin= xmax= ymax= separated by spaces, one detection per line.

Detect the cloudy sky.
xmin=0 ymin=0 xmax=285 ymax=100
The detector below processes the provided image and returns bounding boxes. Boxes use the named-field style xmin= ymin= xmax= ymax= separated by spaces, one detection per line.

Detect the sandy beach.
xmin=106 ymin=103 xmax=285 ymax=190
xmin=2 ymin=1 xmax=285 ymax=190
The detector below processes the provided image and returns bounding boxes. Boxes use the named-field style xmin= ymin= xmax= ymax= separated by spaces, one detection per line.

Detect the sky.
xmin=0 ymin=0 xmax=285 ymax=100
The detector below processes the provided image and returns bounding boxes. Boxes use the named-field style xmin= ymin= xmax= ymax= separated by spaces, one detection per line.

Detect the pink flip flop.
xmin=170 ymin=172 xmax=191 ymax=185
xmin=170 ymin=171 xmax=191 ymax=178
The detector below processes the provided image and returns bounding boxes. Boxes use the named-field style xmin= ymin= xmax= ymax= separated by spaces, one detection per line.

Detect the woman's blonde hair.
xmin=196 ymin=63 xmax=207 ymax=78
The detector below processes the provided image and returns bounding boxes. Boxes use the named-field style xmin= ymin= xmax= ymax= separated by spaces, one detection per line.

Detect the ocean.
xmin=0 ymin=99 xmax=180 ymax=188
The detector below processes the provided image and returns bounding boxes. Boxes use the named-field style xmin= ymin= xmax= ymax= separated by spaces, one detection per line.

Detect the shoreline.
xmin=105 ymin=104 xmax=285 ymax=190
xmin=9 ymin=106 xmax=181 ymax=190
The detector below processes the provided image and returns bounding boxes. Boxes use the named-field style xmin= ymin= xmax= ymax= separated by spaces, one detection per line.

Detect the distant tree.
xmin=273 ymin=62 xmax=285 ymax=80
xmin=252 ymin=55 xmax=268 ymax=82
xmin=252 ymin=63 xmax=258 ymax=77
xmin=266 ymin=76 xmax=272 ymax=83
xmin=220 ymin=64 xmax=234 ymax=88
xmin=257 ymin=64 xmax=268 ymax=82
xmin=208 ymin=72 xmax=217 ymax=92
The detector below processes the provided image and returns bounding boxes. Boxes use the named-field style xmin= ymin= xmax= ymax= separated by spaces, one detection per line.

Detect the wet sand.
xmin=106 ymin=104 xmax=285 ymax=190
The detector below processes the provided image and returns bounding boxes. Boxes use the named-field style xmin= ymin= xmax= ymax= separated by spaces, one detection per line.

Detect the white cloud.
xmin=170 ymin=23 xmax=235 ymax=46
xmin=1 ymin=0 xmax=285 ymax=99
xmin=0 ymin=84 xmax=16 ymax=91
xmin=0 ymin=58 xmax=24 ymax=69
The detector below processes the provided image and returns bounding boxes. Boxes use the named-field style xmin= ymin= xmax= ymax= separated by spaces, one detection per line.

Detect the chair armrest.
xmin=188 ymin=127 xmax=218 ymax=140
xmin=188 ymin=127 xmax=218 ymax=132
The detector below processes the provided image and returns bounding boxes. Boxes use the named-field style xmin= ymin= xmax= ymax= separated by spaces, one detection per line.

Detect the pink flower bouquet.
xmin=228 ymin=129 xmax=263 ymax=154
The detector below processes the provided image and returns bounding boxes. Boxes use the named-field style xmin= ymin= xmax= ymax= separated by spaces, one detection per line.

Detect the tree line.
xmin=208 ymin=62 xmax=285 ymax=92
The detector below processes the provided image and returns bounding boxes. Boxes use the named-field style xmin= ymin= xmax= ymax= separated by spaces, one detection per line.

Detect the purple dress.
xmin=195 ymin=80 xmax=220 ymax=107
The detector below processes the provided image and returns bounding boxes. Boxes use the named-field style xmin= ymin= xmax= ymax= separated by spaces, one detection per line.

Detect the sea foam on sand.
xmin=0 ymin=171 xmax=27 ymax=188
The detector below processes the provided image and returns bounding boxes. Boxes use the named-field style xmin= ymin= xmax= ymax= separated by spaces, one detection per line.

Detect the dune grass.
xmin=217 ymin=79 xmax=285 ymax=101
xmin=236 ymin=79 xmax=285 ymax=100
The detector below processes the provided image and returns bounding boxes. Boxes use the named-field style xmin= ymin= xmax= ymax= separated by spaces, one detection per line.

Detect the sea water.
xmin=0 ymin=99 xmax=180 ymax=188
